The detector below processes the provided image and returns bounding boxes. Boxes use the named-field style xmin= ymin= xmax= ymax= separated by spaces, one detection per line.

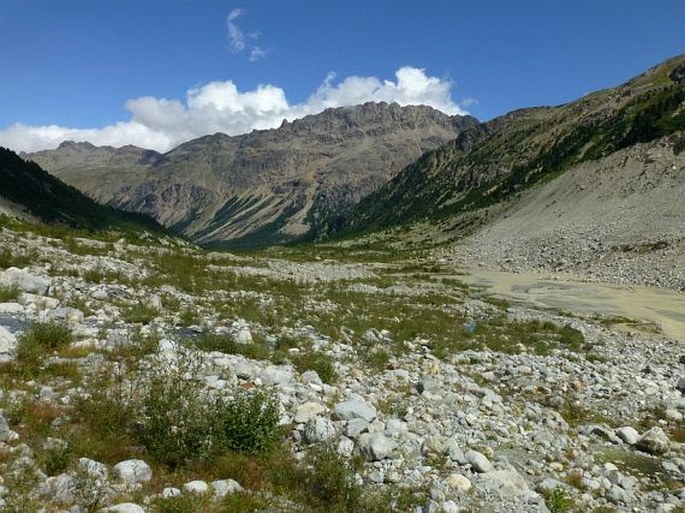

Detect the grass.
xmin=0 ymin=283 xmax=21 ymax=302
xmin=291 ymin=351 xmax=338 ymax=384
xmin=121 ymin=302 xmax=160 ymax=324
xmin=14 ymin=321 xmax=73 ymax=368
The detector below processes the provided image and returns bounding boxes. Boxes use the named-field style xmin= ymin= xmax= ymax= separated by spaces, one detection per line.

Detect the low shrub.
xmin=291 ymin=351 xmax=337 ymax=384
xmin=15 ymin=321 xmax=73 ymax=366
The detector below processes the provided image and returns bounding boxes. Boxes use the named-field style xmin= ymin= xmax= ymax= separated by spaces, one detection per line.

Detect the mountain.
xmin=0 ymin=147 xmax=165 ymax=233
xmin=342 ymin=55 xmax=685 ymax=236
xmin=27 ymin=102 xmax=478 ymax=248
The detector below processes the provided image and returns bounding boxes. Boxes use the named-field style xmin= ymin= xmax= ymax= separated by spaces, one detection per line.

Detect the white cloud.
xmin=227 ymin=8 xmax=247 ymax=53
xmin=0 ymin=67 xmax=472 ymax=153
xmin=227 ymin=8 xmax=268 ymax=61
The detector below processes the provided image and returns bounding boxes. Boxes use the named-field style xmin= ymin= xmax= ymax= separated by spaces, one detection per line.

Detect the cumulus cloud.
xmin=0 ymin=67 xmax=472 ymax=153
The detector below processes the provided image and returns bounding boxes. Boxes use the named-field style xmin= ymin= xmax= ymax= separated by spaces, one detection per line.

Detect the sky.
xmin=1 ymin=0 xmax=683 ymax=153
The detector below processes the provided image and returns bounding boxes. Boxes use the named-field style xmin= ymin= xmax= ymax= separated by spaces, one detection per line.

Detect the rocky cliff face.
xmin=27 ymin=102 xmax=477 ymax=247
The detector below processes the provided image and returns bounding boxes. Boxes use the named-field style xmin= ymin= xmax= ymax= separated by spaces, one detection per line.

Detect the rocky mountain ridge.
xmin=27 ymin=102 xmax=477 ymax=248
xmin=343 ymin=55 xmax=685 ymax=235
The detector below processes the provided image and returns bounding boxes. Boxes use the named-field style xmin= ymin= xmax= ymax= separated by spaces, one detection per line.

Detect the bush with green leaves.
xmin=291 ymin=351 xmax=338 ymax=384
xmin=543 ymin=486 xmax=572 ymax=513
xmin=15 ymin=321 xmax=73 ymax=366
xmin=139 ymin=354 xmax=281 ymax=468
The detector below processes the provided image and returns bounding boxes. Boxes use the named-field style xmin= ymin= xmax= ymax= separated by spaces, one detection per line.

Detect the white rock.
xmin=98 ymin=503 xmax=146 ymax=513
xmin=337 ymin=437 xmax=355 ymax=458
xmin=0 ymin=268 xmax=51 ymax=295
xmin=442 ymin=500 xmax=460 ymax=513
xmin=112 ymin=459 xmax=152 ymax=484
xmin=183 ymin=480 xmax=209 ymax=494
xmin=465 ymin=450 xmax=493 ymax=473
xmin=211 ymin=479 xmax=243 ymax=498
xmin=478 ymin=470 xmax=529 ymax=498
xmin=331 ymin=399 xmax=377 ymax=422
xmin=0 ymin=302 xmax=23 ymax=314
xmin=235 ymin=328 xmax=253 ymax=344
xmin=260 ymin=366 xmax=294 ymax=386
xmin=0 ymin=326 xmax=17 ymax=360
xmin=358 ymin=432 xmax=397 ymax=461
xmin=294 ymin=402 xmax=326 ymax=424
xmin=616 ymin=426 xmax=640 ymax=445
xmin=446 ymin=473 xmax=472 ymax=493
xmin=78 ymin=457 xmax=108 ymax=479
xmin=301 ymin=370 xmax=323 ymax=385
xmin=162 ymin=487 xmax=181 ymax=498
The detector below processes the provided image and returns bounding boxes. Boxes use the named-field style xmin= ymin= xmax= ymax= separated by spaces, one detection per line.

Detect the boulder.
xmin=465 ymin=450 xmax=493 ymax=473
xmin=78 ymin=457 xmax=108 ymax=479
xmin=446 ymin=473 xmax=472 ymax=493
xmin=294 ymin=402 xmax=326 ymax=424
xmin=0 ymin=267 xmax=50 ymax=295
xmin=616 ymin=426 xmax=640 ymax=445
xmin=359 ymin=432 xmax=397 ymax=461
xmin=303 ymin=416 xmax=336 ymax=443
xmin=183 ymin=480 xmax=209 ymax=494
xmin=635 ymin=427 xmax=670 ymax=455
xmin=478 ymin=470 xmax=530 ymax=499
xmin=212 ymin=478 xmax=243 ymax=498
xmin=112 ymin=459 xmax=152 ymax=484
xmin=332 ymin=399 xmax=377 ymax=422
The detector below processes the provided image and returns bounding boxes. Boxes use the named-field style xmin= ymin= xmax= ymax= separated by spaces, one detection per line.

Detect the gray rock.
xmin=301 ymin=370 xmax=323 ymax=385
xmin=606 ymin=484 xmax=632 ymax=504
xmin=294 ymin=402 xmax=325 ymax=424
xmin=235 ymin=327 xmax=253 ymax=344
xmin=0 ymin=326 xmax=17 ymax=362
xmin=345 ymin=418 xmax=369 ymax=439
xmin=260 ymin=366 xmax=294 ymax=386
xmin=183 ymin=480 xmax=209 ymax=494
xmin=446 ymin=473 xmax=472 ymax=493
xmin=0 ymin=267 xmax=51 ymax=295
xmin=478 ymin=470 xmax=530 ymax=499
xmin=636 ymin=427 xmax=670 ymax=455
xmin=39 ymin=472 xmax=76 ymax=503
xmin=676 ymin=377 xmax=685 ymax=394
xmin=359 ymin=432 xmax=397 ymax=461
xmin=616 ymin=426 xmax=640 ymax=445
xmin=465 ymin=450 xmax=493 ymax=473
xmin=332 ymin=399 xmax=377 ymax=422
xmin=211 ymin=478 xmax=243 ymax=498
xmin=303 ymin=416 xmax=336 ymax=443
xmin=0 ymin=413 xmax=11 ymax=442
xmin=112 ymin=459 xmax=152 ymax=484
xmin=78 ymin=457 xmax=108 ymax=479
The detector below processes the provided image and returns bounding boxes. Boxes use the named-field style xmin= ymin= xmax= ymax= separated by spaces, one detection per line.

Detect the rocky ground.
xmin=0 ymin=218 xmax=683 ymax=512
xmin=439 ymin=136 xmax=685 ymax=292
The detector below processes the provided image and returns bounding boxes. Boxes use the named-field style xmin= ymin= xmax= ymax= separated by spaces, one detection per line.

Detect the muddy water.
xmin=460 ymin=268 xmax=685 ymax=342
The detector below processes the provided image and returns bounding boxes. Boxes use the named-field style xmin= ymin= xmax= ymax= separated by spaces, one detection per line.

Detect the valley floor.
xmin=0 ymin=217 xmax=683 ymax=512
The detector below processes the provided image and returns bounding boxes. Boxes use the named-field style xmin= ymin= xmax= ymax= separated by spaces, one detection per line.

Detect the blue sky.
xmin=1 ymin=0 xmax=683 ymax=151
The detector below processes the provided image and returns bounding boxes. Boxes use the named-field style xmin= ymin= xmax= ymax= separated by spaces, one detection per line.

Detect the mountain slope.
xmin=343 ymin=55 xmax=685 ymax=235
xmin=0 ymin=147 xmax=165 ymax=233
xmin=28 ymin=102 xmax=477 ymax=248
